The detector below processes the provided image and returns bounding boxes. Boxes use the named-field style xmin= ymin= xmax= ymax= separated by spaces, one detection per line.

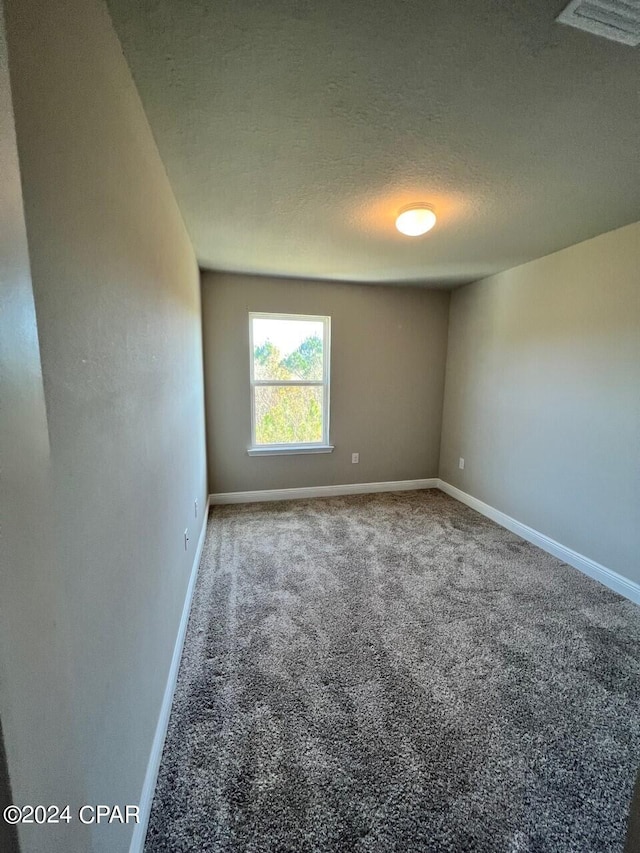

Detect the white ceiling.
xmin=106 ymin=0 xmax=640 ymax=287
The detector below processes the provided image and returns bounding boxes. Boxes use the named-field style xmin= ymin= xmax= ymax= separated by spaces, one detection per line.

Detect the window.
xmin=248 ymin=312 xmax=332 ymax=455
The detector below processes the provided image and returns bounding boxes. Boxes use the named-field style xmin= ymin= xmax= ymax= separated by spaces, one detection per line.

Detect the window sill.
xmin=247 ymin=444 xmax=335 ymax=457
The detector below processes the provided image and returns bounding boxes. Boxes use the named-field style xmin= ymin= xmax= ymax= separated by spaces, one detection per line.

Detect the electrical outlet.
xmin=194 ymin=498 xmax=198 ymax=518
xmin=459 ymin=457 xmax=465 ymax=470
xmin=184 ymin=528 xmax=190 ymax=551
xmin=352 ymin=452 xmax=359 ymax=464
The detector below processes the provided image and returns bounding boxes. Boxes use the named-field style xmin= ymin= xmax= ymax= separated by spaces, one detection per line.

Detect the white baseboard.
xmin=129 ymin=498 xmax=210 ymax=853
xmin=209 ymin=478 xmax=439 ymax=505
xmin=437 ymin=481 xmax=640 ymax=606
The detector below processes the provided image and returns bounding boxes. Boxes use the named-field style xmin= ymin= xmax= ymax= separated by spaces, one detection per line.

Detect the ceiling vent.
xmin=557 ymin=0 xmax=640 ymax=45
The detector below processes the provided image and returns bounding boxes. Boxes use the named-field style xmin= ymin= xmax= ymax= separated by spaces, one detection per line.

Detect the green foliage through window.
xmin=253 ymin=335 xmax=324 ymax=444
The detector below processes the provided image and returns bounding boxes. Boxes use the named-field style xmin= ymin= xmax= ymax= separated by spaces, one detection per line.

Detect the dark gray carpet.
xmin=145 ymin=490 xmax=640 ymax=852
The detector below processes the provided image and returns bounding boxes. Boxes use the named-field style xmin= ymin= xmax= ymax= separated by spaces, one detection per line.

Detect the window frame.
xmin=248 ymin=311 xmax=333 ymax=456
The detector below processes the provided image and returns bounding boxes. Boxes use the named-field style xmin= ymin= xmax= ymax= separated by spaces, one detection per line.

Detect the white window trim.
xmin=249 ymin=312 xmax=332 ymax=455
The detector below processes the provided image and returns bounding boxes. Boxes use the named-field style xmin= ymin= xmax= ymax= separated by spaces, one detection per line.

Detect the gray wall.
xmin=0 ymin=719 xmax=19 ymax=853
xmin=202 ymin=272 xmax=450 ymax=493
xmin=1 ymin=0 xmax=207 ymax=850
xmin=440 ymin=221 xmax=640 ymax=584
xmin=0 ymin=7 xmax=66 ymax=851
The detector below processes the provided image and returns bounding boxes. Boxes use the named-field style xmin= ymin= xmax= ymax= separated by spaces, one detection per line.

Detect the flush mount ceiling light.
xmin=395 ymin=203 xmax=437 ymax=237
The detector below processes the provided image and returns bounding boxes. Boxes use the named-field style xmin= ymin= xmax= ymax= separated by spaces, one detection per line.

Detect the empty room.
xmin=1 ymin=0 xmax=639 ymax=852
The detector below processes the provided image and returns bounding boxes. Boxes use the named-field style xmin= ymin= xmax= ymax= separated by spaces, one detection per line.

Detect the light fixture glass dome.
xmin=395 ymin=204 xmax=437 ymax=236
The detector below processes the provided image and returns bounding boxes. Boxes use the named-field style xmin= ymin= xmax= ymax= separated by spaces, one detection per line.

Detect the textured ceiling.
xmin=106 ymin=0 xmax=640 ymax=287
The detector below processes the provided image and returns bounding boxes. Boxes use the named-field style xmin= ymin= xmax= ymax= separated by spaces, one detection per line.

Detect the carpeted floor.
xmin=145 ymin=490 xmax=640 ymax=852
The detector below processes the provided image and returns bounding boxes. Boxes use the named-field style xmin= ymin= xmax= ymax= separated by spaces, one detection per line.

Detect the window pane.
xmin=254 ymin=385 xmax=323 ymax=445
xmin=253 ymin=318 xmax=324 ymax=381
